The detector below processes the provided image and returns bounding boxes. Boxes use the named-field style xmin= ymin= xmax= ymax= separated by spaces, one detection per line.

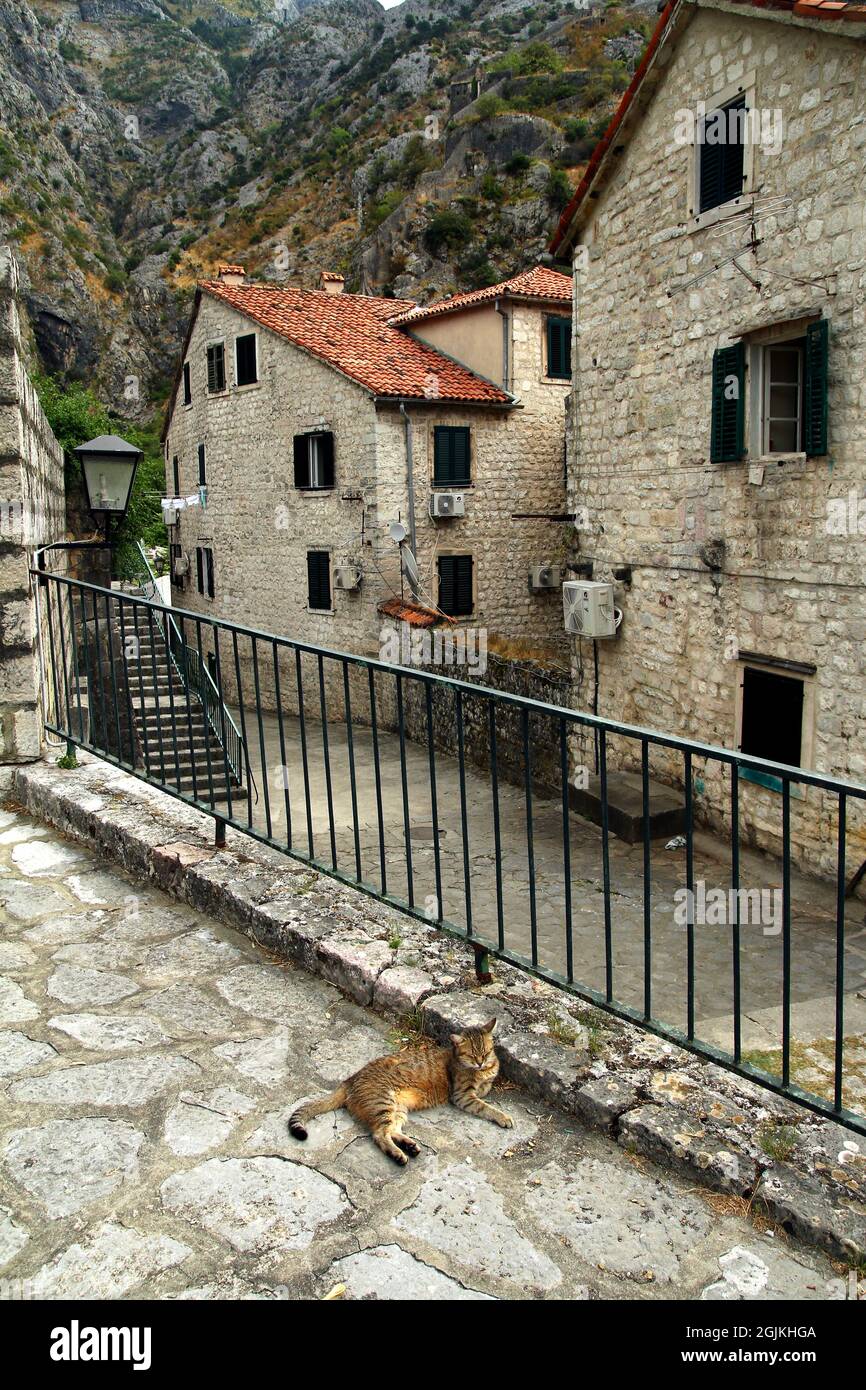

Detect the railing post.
xmin=473 ymin=944 xmax=492 ymax=985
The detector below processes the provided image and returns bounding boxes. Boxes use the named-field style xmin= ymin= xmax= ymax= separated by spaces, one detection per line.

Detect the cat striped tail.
xmin=288 ymin=1085 xmax=348 ymax=1140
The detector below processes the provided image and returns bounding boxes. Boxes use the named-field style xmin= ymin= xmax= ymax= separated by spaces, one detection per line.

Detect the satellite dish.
xmin=388 ymin=520 xmax=407 ymax=544
xmin=401 ymin=546 xmax=420 ymax=592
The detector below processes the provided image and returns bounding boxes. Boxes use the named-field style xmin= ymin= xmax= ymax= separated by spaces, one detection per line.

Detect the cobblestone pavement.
xmin=0 ymin=807 xmax=848 ymax=1300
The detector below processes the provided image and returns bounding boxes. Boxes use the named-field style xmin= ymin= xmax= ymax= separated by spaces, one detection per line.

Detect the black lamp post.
xmin=74 ymin=434 xmax=142 ymax=538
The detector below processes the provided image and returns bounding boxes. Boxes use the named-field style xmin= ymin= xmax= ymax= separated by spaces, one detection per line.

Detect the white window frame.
xmin=687 ymin=73 xmax=757 ymax=229
xmin=746 ymin=318 xmax=814 ymax=461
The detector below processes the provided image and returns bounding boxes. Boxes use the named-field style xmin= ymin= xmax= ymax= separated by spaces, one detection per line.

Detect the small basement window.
xmin=294 ymin=432 xmax=335 ymax=489
xmin=207 ymin=342 xmax=226 ymax=394
xmin=739 ymin=664 xmax=807 ymax=789
xmin=235 ymin=333 xmax=258 ymax=386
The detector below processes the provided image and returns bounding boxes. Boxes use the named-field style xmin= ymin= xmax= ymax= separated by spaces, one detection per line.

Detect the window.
xmin=206 ymin=342 xmax=226 ymax=394
xmin=170 ymin=543 xmax=185 ymax=591
xmin=433 ymin=427 xmax=471 ymax=485
xmin=437 ymin=554 xmax=473 ymax=617
xmin=739 ymin=658 xmax=806 ymax=789
xmin=698 ymin=94 xmax=746 ymax=214
xmin=182 ymin=362 xmax=192 ymax=406
xmin=293 ymin=432 xmax=335 ymax=489
xmin=197 ymin=443 xmax=206 ymax=487
xmin=546 ymin=315 xmax=572 ymax=380
xmin=172 ymin=455 xmax=180 ymax=495
xmin=236 ymin=333 xmax=258 ymax=386
xmin=762 ymin=343 xmax=803 ymax=454
xmin=195 ymin=546 xmax=214 ymax=599
xmin=307 ymin=551 xmax=331 ymax=611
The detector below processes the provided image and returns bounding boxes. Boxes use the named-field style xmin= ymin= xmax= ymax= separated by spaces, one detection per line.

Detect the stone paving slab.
xmin=0 ymin=802 xmax=855 ymax=1300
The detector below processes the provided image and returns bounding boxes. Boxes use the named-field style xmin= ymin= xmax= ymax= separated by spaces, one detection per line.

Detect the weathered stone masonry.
xmin=561 ymin=4 xmax=866 ymax=877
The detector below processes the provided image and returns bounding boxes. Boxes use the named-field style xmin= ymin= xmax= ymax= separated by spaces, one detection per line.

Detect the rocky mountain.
xmin=0 ymin=0 xmax=654 ymax=419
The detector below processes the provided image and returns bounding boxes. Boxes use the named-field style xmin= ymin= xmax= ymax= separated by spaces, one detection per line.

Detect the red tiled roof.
xmin=198 ymin=280 xmax=513 ymax=404
xmin=388 ymin=265 xmax=572 ymax=325
xmin=378 ymin=597 xmax=446 ymax=627
xmin=550 ymin=0 xmax=866 ymax=255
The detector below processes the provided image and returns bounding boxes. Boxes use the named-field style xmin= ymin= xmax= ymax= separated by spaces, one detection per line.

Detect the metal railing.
xmin=130 ymin=543 xmax=245 ymax=786
xmin=33 ymin=566 xmax=866 ymax=1136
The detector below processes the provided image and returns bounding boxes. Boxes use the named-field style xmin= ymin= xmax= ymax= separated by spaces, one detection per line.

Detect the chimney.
xmin=319 ymin=271 xmax=345 ymax=295
xmin=216 ymin=263 xmax=246 ymax=287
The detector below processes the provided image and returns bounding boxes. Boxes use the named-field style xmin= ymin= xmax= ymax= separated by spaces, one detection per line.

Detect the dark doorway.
xmin=740 ymin=666 xmax=804 ymax=768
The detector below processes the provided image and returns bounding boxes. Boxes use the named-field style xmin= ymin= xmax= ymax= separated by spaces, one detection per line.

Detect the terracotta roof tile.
xmin=199 ymin=280 xmax=513 ymax=404
xmin=378 ymin=597 xmax=444 ymax=627
xmin=388 ymin=265 xmax=572 ymax=325
xmin=550 ymin=0 xmax=866 ymax=254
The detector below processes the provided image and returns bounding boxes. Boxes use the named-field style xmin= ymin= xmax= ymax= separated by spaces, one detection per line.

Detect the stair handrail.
xmin=131 ymin=543 xmax=249 ymax=792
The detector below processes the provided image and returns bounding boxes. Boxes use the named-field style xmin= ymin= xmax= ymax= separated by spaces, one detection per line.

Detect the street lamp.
xmin=74 ymin=434 xmax=142 ymax=537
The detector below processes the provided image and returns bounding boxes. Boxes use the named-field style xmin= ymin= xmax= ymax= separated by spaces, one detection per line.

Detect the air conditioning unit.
xmin=529 ymin=564 xmax=562 ymax=593
xmin=429 ymin=492 xmax=465 ymax=519
xmin=333 ymin=564 xmax=362 ymax=591
xmin=172 ymin=555 xmax=189 ymax=579
xmin=563 ymin=580 xmax=617 ymax=638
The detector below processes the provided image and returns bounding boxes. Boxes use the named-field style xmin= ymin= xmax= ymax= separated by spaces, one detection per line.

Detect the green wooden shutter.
xmin=699 ymin=96 xmax=745 ymax=213
xmin=434 ymin=427 xmax=471 ymax=484
xmin=307 ymin=551 xmax=330 ymax=610
xmin=455 ymin=555 xmax=473 ymax=615
xmin=196 ymin=547 xmax=204 ymax=594
xmin=293 ymin=434 xmax=307 ymax=487
xmin=197 ymin=443 xmax=206 ymax=485
xmin=438 ymin=556 xmax=456 ymax=615
xmin=710 ymin=343 xmax=745 ymax=463
xmin=207 ymin=344 xmax=225 ymax=393
xmin=804 ymin=319 xmax=829 ymax=456
xmin=320 ymin=432 xmax=335 ymax=488
xmin=547 ymin=316 xmax=571 ymax=379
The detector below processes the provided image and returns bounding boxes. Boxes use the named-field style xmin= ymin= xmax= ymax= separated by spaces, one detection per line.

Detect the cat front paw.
xmin=497 ymin=1112 xmax=514 ymax=1129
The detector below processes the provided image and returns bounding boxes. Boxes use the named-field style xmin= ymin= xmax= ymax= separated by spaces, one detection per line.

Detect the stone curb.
xmin=8 ymin=757 xmax=866 ymax=1266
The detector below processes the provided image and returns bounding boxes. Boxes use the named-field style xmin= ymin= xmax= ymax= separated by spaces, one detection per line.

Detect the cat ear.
xmin=483 ymin=1017 xmax=497 ymax=1034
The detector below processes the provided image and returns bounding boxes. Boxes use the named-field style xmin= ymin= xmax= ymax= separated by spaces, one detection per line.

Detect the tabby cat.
xmin=289 ymin=1017 xmax=511 ymax=1164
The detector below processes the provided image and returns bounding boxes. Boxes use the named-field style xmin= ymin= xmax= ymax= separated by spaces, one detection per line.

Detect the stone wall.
xmin=0 ymin=247 xmax=66 ymax=764
xmin=566 ymin=8 xmax=866 ymax=878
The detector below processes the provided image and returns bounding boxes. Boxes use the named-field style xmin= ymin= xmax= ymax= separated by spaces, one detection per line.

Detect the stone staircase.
xmin=126 ymin=619 xmax=246 ymax=806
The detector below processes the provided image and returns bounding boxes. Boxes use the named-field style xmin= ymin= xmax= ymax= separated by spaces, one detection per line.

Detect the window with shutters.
xmin=307 ymin=551 xmax=331 ymax=611
xmin=437 ymin=554 xmax=473 ymax=617
xmin=546 ymin=315 xmax=571 ymax=380
xmin=197 ymin=443 xmax=206 ymax=487
xmin=195 ymin=546 xmax=214 ymax=599
xmin=206 ymin=342 xmax=226 ymax=394
xmin=433 ymin=427 xmax=471 ymax=485
xmin=235 ymin=333 xmax=258 ymax=386
xmin=182 ymin=362 xmax=192 ymax=406
xmin=745 ymin=319 xmax=828 ymax=460
xmin=293 ymin=432 xmax=335 ymax=490
xmin=697 ymin=94 xmax=747 ymax=214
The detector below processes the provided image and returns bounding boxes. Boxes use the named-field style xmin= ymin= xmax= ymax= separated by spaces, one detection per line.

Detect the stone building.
xmin=550 ymin=0 xmax=866 ymax=875
xmin=161 ymin=263 xmax=573 ymax=692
